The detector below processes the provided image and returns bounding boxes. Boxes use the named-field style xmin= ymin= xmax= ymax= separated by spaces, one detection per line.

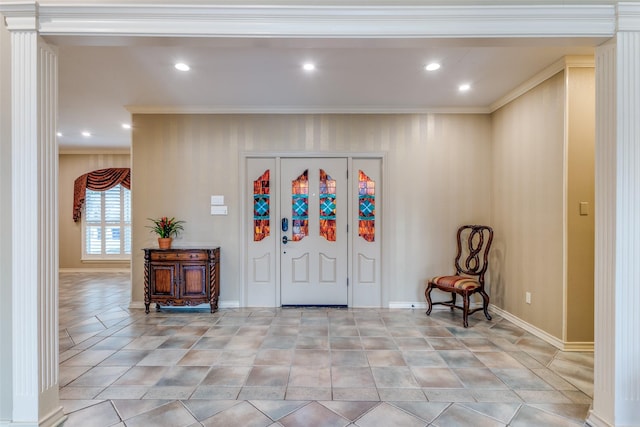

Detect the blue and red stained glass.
xmin=291 ymin=169 xmax=309 ymax=241
xmin=253 ymin=169 xmax=270 ymax=241
xmin=358 ymin=170 xmax=375 ymax=242
xmin=319 ymin=169 xmax=337 ymax=241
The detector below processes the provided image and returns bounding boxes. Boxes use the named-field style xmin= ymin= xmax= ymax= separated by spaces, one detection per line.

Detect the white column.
xmin=4 ymin=2 xmax=64 ymax=426
xmin=590 ymin=4 xmax=640 ymax=426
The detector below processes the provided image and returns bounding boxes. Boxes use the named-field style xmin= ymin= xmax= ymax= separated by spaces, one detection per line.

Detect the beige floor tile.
xmin=124 ymin=401 xmax=197 ymax=427
xmin=58 ymin=273 xmax=593 ymax=427
xmin=201 ymin=401 xmax=273 ymax=427
xmin=280 ymin=401 xmax=349 ymax=427
xmin=355 ymin=402 xmax=426 ymax=427
xmin=432 ymin=403 xmax=505 ymax=427
xmin=62 ymin=401 xmax=121 ymax=427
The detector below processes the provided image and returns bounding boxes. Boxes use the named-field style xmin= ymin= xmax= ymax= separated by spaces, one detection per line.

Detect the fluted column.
xmin=4 ymin=2 xmax=64 ymax=426
xmin=590 ymin=4 xmax=640 ymax=426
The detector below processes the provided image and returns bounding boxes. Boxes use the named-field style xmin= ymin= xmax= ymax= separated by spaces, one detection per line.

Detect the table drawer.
xmin=150 ymin=251 xmax=207 ymax=261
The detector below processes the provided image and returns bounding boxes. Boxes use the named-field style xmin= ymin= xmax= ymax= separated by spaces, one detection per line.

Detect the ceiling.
xmin=54 ymin=35 xmax=601 ymax=150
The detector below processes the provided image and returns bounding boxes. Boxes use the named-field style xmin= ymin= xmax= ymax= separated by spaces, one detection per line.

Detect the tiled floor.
xmin=59 ymin=272 xmax=593 ymax=426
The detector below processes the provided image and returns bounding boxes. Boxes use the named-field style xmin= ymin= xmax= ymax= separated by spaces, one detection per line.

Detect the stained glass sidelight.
xmin=291 ymin=169 xmax=309 ymax=241
xmin=253 ymin=169 xmax=270 ymax=241
xmin=358 ymin=170 xmax=375 ymax=242
xmin=319 ymin=169 xmax=337 ymax=241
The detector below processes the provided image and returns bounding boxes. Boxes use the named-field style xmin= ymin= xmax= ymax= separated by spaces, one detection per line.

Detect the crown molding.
xmin=618 ymin=2 xmax=640 ymax=31
xmin=0 ymin=1 xmax=38 ymax=31
xmin=126 ymin=105 xmax=492 ymax=115
xmin=490 ymin=54 xmax=595 ymax=112
xmin=58 ymin=148 xmax=130 ymax=155
xmin=490 ymin=57 xmax=565 ymax=112
xmin=1 ymin=2 xmax=616 ymax=38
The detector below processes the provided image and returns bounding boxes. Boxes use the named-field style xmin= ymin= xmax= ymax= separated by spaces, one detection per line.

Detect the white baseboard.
xmin=388 ymin=301 xmax=594 ymax=352
xmin=219 ymin=300 xmax=240 ymax=308
xmin=388 ymin=301 xmax=428 ymax=309
xmin=585 ymin=410 xmax=612 ymax=427
xmin=490 ymin=305 xmax=594 ymax=352
xmin=388 ymin=301 xmax=482 ymax=310
xmin=60 ymin=268 xmax=131 ymax=273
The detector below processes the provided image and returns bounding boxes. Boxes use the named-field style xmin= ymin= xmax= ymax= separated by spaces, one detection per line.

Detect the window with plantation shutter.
xmin=82 ymin=184 xmax=131 ymax=260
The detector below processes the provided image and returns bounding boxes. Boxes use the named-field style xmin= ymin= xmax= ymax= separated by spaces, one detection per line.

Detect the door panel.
xmin=352 ymin=158 xmax=382 ymax=307
xmin=281 ymin=158 xmax=348 ymax=305
xmin=246 ymin=157 xmax=278 ymax=307
xmin=181 ymin=264 xmax=207 ymax=297
xmin=150 ymin=264 xmax=176 ymax=296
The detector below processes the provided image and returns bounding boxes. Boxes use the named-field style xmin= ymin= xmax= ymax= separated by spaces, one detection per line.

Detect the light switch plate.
xmin=211 ymin=195 xmax=224 ymax=206
xmin=211 ymin=205 xmax=228 ymax=215
xmin=579 ymin=201 xmax=589 ymax=216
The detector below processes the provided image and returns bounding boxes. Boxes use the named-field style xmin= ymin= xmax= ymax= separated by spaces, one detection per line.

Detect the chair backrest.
xmin=454 ymin=225 xmax=494 ymax=284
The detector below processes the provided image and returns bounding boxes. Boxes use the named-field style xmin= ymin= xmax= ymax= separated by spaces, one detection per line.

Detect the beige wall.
xmin=59 ymin=153 xmax=131 ymax=269
xmin=490 ymin=67 xmax=595 ymax=343
xmin=0 ymin=12 xmax=12 ymax=420
xmin=131 ymin=113 xmax=492 ymax=305
xmin=566 ymin=66 xmax=595 ymax=342
xmin=491 ymin=71 xmax=566 ymax=339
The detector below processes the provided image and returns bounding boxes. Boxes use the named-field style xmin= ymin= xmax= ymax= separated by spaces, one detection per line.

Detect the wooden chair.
xmin=425 ymin=225 xmax=494 ymax=328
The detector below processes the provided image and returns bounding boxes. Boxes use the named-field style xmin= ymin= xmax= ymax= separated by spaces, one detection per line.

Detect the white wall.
xmin=131 ymin=113 xmax=493 ymax=306
xmin=0 ymin=12 xmax=12 ymax=422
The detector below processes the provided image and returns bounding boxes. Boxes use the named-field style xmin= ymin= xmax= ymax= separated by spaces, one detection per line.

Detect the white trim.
xmin=490 ymin=305 xmax=594 ymax=352
xmin=128 ymin=301 xmax=145 ymax=310
xmin=490 ymin=58 xmax=565 ymax=112
xmin=219 ymin=300 xmax=241 ymax=309
xmin=38 ymin=406 xmax=66 ymax=427
xmin=618 ymin=3 xmax=640 ymax=31
xmin=389 ymin=301 xmax=427 ymax=309
xmin=18 ymin=3 xmax=615 ymax=39
xmin=126 ymin=105 xmax=491 ymax=115
xmin=59 ymin=268 xmax=130 ymax=273
xmin=59 ymin=149 xmax=130 ymax=155
xmin=586 ymin=410 xmax=613 ymax=427
xmin=490 ymin=55 xmax=595 ymax=112
xmin=80 ymin=258 xmax=131 ymax=264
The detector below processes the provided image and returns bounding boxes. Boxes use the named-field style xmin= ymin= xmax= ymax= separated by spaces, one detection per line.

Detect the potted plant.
xmin=147 ymin=216 xmax=185 ymax=249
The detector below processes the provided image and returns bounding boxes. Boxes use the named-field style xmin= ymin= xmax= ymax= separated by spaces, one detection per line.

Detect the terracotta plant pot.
xmin=158 ymin=237 xmax=172 ymax=250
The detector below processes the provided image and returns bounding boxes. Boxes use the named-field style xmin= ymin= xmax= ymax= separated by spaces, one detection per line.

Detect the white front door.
xmin=280 ymin=158 xmax=348 ymax=305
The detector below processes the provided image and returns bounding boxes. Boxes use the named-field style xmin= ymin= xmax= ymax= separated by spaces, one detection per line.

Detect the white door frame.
xmin=240 ymin=151 xmax=387 ymax=308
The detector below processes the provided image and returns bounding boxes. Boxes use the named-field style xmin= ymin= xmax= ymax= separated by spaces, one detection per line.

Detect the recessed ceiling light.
xmin=56 ymin=132 xmax=62 ymax=137
xmin=122 ymin=123 xmax=131 ymax=130
xmin=81 ymin=131 xmax=92 ymax=137
xmin=174 ymin=62 xmax=190 ymax=71
xmin=458 ymin=83 xmax=471 ymax=92
xmin=302 ymin=62 xmax=316 ymax=72
xmin=425 ymin=63 xmax=441 ymax=71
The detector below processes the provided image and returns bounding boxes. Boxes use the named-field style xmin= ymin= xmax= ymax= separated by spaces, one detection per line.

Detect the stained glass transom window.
xmin=253 ymin=169 xmax=270 ymax=241
xmin=291 ymin=169 xmax=309 ymax=241
xmin=358 ymin=170 xmax=375 ymax=242
xmin=319 ymin=169 xmax=337 ymax=242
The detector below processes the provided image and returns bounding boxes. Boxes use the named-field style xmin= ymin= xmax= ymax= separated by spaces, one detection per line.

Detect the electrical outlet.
xmin=525 ymin=292 xmax=531 ymax=304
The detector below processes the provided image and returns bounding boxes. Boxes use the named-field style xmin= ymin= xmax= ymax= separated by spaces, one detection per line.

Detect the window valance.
xmin=73 ymin=168 xmax=131 ymax=222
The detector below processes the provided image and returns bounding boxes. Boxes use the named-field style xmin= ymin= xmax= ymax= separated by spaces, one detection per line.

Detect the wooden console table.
xmin=143 ymin=247 xmax=220 ymax=313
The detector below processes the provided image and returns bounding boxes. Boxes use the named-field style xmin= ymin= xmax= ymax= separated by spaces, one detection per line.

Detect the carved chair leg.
xmin=425 ymin=283 xmax=433 ymax=316
xmin=480 ymin=290 xmax=492 ymax=320
xmin=462 ymin=293 xmax=470 ymax=328
xmin=450 ymin=293 xmax=457 ymax=311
